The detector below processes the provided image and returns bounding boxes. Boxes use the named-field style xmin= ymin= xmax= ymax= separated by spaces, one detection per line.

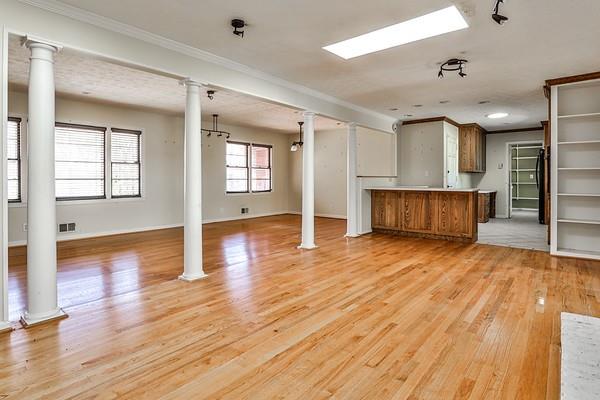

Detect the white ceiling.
xmin=51 ymin=0 xmax=600 ymax=130
xmin=7 ymin=36 xmax=341 ymax=133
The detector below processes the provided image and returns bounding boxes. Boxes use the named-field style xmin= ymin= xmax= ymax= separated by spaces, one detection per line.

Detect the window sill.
xmin=226 ymin=191 xmax=273 ymax=197
xmin=8 ymin=196 xmax=145 ymax=208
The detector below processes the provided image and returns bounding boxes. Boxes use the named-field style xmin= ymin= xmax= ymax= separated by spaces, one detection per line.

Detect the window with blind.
xmin=226 ymin=141 xmax=249 ymax=193
xmin=7 ymin=117 xmax=21 ymax=202
xmin=55 ymin=123 xmax=106 ymax=200
xmin=111 ymin=128 xmax=141 ymax=198
xmin=251 ymin=144 xmax=272 ymax=192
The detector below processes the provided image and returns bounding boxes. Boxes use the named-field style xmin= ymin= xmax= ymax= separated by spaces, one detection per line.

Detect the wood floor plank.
xmin=1 ymin=215 xmax=599 ymax=399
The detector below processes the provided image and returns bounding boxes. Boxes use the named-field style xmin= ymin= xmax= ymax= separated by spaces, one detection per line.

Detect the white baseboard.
xmin=203 ymin=211 xmax=290 ymax=224
xmin=8 ymin=223 xmax=184 ymax=247
xmin=8 ymin=211 xmax=292 ymax=247
xmin=287 ymin=211 xmax=347 ymax=220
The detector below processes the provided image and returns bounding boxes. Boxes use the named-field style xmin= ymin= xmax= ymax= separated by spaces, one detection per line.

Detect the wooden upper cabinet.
xmin=459 ymin=124 xmax=486 ymax=173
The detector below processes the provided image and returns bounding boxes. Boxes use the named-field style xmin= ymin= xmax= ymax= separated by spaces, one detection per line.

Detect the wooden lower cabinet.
xmin=371 ymin=189 xmax=478 ymax=242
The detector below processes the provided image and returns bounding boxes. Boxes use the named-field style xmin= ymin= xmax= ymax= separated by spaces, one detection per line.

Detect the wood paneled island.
xmin=368 ymin=187 xmax=479 ymax=243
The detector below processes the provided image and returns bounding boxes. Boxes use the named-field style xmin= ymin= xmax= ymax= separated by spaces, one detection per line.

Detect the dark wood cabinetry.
xmin=459 ymin=124 xmax=486 ymax=173
xmin=371 ymin=189 xmax=478 ymax=242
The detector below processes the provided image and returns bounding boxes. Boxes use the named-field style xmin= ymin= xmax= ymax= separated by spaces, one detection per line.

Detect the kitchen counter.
xmin=370 ymin=187 xmax=478 ymax=242
xmin=365 ymin=186 xmax=479 ymax=193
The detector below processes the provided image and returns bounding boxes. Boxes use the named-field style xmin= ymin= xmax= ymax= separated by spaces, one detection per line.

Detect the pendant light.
xmin=290 ymin=121 xmax=304 ymax=152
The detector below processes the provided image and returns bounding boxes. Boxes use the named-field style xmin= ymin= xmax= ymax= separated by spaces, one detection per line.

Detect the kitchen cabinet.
xmin=459 ymin=124 xmax=486 ymax=173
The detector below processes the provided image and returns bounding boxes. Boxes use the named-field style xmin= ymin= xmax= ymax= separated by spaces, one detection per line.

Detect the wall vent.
xmin=58 ymin=223 xmax=76 ymax=233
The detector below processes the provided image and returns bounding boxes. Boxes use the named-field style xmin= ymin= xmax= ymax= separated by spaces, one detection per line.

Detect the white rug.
xmin=561 ymin=312 xmax=600 ymax=400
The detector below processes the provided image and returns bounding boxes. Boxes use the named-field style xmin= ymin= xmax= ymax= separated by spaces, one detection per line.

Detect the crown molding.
xmin=17 ymin=0 xmax=394 ymax=125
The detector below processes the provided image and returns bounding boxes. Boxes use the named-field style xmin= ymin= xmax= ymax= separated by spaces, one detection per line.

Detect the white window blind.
xmin=111 ymin=128 xmax=141 ymax=198
xmin=226 ymin=141 xmax=249 ymax=193
xmin=251 ymin=144 xmax=272 ymax=192
xmin=7 ymin=117 xmax=21 ymax=202
xmin=55 ymin=123 xmax=106 ymax=200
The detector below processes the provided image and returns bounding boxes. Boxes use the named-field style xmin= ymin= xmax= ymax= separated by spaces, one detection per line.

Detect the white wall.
xmin=398 ymin=121 xmax=444 ymax=187
xmin=476 ymin=130 xmax=544 ymax=218
xmin=289 ymin=127 xmax=396 ymax=217
xmin=8 ymin=91 xmax=292 ymax=244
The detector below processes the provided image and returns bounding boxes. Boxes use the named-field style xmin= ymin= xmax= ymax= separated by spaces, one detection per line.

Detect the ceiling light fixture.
xmin=438 ymin=58 xmax=468 ymax=78
xmin=290 ymin=122 xmax=304 ymax=152
xmin=231 ymin=19 xmax=246 ymax=37
xmin=207 ymin=90 xmax=216 ymax=100
xmin=492 ymin=0 xmax=509 ymax=25
xmin=202 ymin=114 xmax=231 ymax=139
xmin=323 ymin=6 xmax=468 ymax=59
xmin=487 ymin=112 xmax=508 ymax=119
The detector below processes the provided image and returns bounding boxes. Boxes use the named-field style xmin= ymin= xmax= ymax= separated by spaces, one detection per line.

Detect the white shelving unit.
xmin=511 ymin=143 xmax=542 ymax=210
xmin=551 ymin=78 xmax=600 ymax=260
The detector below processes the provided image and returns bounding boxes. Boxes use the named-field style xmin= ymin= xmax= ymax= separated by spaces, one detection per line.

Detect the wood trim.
xmin=545 ymin=71 xmax=600 ymax=87
xmin=486 ymin=126 xmax=543 ymax=134
xmin=460 ymin=122 xmax=487 ymax=134
xmin=402 ymin=116 xmax=461 ymax=128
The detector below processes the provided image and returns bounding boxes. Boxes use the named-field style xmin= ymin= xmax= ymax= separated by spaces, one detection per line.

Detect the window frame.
xmin=55 ymin=122 xmax=107 ymax=201
xmin=110 ymin=127 xmax=142 ymax=199
xmin=226 ymin=140 xmax=250 ymax=194
xmin=7 ymin=117 xmax=22 ymax=203
xmin=250 ymin=143 xmax=273 ymax=193
xmin=225 ymin=141 xmax=273 ymax=195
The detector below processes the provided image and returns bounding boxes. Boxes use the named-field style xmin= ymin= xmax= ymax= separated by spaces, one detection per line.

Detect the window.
xmin=251 ymin=144 xmax=272 ymax=192
xmin=55 ymin=123 xmax=106 ymax=200
xmin=226 ymin=141 xmax=272 ymax=193
xmin=7 ymin=117 xmax=21 ymax=202
xmin=111 ymin=128 xmax=141 ymax=198
xmin=226 ymin=141 xmax=249 ymax=193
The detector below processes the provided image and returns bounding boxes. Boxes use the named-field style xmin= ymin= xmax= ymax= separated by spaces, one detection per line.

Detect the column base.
xmin=297 ymin=244 xmax=318 ymax=250
xmin=0 ymin=321 xmax=13 ymax=334
xmin=20 ymin=308 xmax=68 ymax=328
xmin=178 ymin=272 xmax=208 ymax=282
xmin=345 ymin=233 xmax=360 ymax=238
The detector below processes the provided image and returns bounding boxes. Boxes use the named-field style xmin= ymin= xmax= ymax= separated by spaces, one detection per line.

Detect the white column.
xmin=0 ymin=30 xmax=10 ymax=333
xmin=21 ymin=38 xmax=67 ymax=327
xmin=299 ymin=111 xmax=317 ymax=249
xmin=345 ymin=123 xmax=360 ymax=237
xmin=179 ymin=80 xmax=207 ymax=281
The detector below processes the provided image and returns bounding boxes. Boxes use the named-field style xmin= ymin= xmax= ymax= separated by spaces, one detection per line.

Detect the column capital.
xmin=22 ymin=36 xmax=62 ymax=52
xmin=347 ymin=122 xmax=358 ymax=129
xmin=303 ymin=111 xmax=317 ymax=118
xmin=180 ymin=78 xmax=205 ymax=88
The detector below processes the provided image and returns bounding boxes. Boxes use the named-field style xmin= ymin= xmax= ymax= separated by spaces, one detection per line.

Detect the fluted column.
xmin=179 ymin=80 xmax=207 ymax=281
xmin=299 ymin=111 xmax=317 ymax=249
xmin=345 ymin=123 xmax=360 ymax=237
xmin=21 ymin=37 xmax=67 ymax=327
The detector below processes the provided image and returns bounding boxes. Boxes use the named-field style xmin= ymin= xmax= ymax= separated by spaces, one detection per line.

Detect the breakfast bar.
xmin=367 ymin=187 xmax=479 ymax=243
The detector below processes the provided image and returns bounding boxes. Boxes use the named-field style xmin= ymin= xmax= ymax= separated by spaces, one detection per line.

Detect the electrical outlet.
xmin=530 ymin=174 xmax=534 ymax=179
xmin=241 ymin=207 xmax=249 ymax=214
xmin=498 ymin=162 xmax=504 ymax=169
xmin=23 ymin=223 xmax=27 ymax=232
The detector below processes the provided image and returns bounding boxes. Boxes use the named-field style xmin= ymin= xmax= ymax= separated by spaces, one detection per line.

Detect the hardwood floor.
xmin=1 ymin=215 xmax=599 ymax=399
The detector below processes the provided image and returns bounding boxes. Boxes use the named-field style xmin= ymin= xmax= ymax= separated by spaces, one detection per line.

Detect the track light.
xmin=492 ymin=0 xmax=508 ymax=25
xmin=201 ymin=114 xmax=231 ymax=139
xmin=438 ymin=58 xmax=468 ymax=78
xmin=291 ymin=122 xmax=304 ymax=152
xmin=207 ymin=90 xmax=215 ymax=100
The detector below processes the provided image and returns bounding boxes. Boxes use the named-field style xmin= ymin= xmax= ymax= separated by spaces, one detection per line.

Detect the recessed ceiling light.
xmin=82 ymin=91 xmax=91 ymax=95
xmin=478 ymin=100 xmax=490 ymax=104
xmin=404 ymin=114 xmax=413 ymax=117
xmin=323 ymin=6 xmax=469 ymax=59
xmin=439 ymin=100 xmax=450 ymax=104
xmin=413 ymin=104 xmax=423 ymax=108
xmin=487 ymin=112 xmax=508 ymax=119
xmin=389 ymin=107 xmax=399 ymax=111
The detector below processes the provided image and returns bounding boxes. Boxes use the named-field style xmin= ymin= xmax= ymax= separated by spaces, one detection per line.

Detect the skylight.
xmin=323 ymin=6 xmax=469 ymax=59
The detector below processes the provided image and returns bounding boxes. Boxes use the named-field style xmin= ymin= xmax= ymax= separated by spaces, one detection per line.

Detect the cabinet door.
xmin=401 ymin=191 xmax=432 ymax=232
xmin=371 ymin=191 xmax=400 ymax=230
xmin=435 ymin=192 xmax=475 ymax=238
